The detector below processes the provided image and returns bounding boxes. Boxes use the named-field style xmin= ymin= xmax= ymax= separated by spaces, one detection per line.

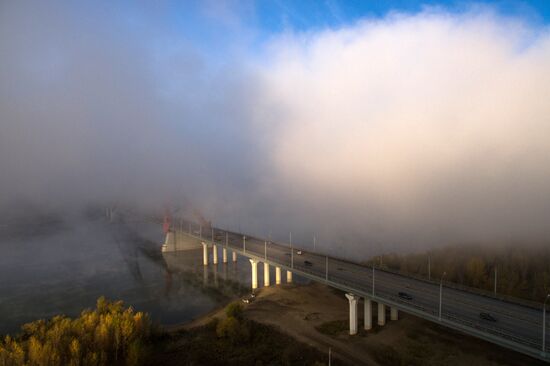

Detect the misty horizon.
xmin=2 ymin=1 xmax=550 ymax=258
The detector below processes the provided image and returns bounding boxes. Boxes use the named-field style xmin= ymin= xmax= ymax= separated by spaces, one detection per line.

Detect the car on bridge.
xmin=479 ymin=312 xmax=497 ymax=322
xmin=398 ymin=292 xmax=413 ymax=300
xmin=304 ymin=260 xmax=313 ymax=266
xmin=296 ymin=250 xmax=303 ymax=255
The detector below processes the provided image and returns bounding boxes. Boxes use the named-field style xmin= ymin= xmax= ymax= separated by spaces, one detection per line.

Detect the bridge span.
xmin=161 ymin=219 xmax=549 ymax=363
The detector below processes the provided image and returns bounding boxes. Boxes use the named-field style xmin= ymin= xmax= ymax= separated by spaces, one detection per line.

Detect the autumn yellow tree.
xmin=0 ymin=297 xmax=152 ymax=366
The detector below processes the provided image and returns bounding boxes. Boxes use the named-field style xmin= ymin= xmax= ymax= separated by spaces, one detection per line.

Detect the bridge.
xmin=161 ymin=218 xmax=550 ymax=363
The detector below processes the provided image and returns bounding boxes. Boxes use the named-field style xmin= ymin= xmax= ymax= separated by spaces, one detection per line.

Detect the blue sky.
xmin=254 ymin=0 xmax=550 ymax=30
xmin=142 ymin=0 xmax=550 ymax=69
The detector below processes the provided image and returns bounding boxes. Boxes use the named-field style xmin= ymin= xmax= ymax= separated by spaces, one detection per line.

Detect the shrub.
xmin=315 ymin=320 xmax=348 ymax=336
xmin=216 ymin=317 xmax=250 ymax=345
xmin=225 ymin=302 xmax=243 ymax=320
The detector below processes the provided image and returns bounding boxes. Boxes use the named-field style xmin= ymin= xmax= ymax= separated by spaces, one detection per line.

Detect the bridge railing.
xmin=153 ymin=216 xmax=549 ymax=360
xmin=172 ymin=217 xmax=547 ymax=318
xmin=172 ymin=217 xmax=547 ymax=313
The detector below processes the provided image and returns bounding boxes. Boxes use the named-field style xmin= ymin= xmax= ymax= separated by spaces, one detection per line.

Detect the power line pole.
xmin=494 ymin=266 xmax=498 ymax=295
xmin=439 ymin=272 xmax=447 ymax=321
xmin=372 ymin=265 xmax=375 ymax=296
xmin=325 ymin=256 xmax=328 ymax=281
xmin=289 ymin=231 xmax=293 ymax=268
xmin=428 ymin=255 xmax=431 ymax=281
xmin=543 ymin=294 xmax=550 ymax=354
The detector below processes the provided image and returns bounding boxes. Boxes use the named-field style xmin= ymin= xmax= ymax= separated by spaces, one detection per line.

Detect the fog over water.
xmin=2 ymin=2 xmax=550 ymax=258
xmin=0 ymin=210 xmax=255 ymax=334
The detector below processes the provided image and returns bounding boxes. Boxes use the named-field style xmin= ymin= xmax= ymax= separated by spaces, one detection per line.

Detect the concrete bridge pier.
xmin=391 ymin=307 xmax=398 ymax=321
xmin=212 ymin=244 xmax=218 ymax=264
xmin=232 ymin=251 xmax=237 ymax=262
xmin=364 ymin=298 xmax=372 ymax=330
xmin=345 ymin=293 xmax=360 ymax=335
xmin=250 ymin=259 xmax=259 ymax=290
xmin=286 ymin=270 xmax=293 ymax=283
xmin=378 ymin=303 xmax=386 ymax=326
xmin=275 ymin=267 xmax=281 ymax=285
xmin=264 ymin=263 xmax=270 ymax=286
xmin=165 ymin=232 xmax=175 ymax=252
xmin=202 ymin=242 xmax=208 ymax=266
xmin=222 ymin=247 xmax=228 ymax=263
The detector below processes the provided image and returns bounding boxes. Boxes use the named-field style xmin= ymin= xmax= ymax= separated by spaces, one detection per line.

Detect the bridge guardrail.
xmin=148 ymin=215 xmax=549 ymax=361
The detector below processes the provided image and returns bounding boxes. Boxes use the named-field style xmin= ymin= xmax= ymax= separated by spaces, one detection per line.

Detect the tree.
xmin=225 ymin=303 xmax=243 ymax=320
xmin=466 ymin=257 xmax=487 ymax=288
xmin=0 ymin=297 xmax=152 ymax=366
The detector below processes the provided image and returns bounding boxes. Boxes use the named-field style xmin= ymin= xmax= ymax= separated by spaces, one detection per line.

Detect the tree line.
xmin=368 ymin=243 xmax=550 ymax=302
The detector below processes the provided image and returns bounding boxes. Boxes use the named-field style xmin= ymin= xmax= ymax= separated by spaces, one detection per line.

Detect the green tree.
xmin=225 ymin=302 xmax=243 ymax=320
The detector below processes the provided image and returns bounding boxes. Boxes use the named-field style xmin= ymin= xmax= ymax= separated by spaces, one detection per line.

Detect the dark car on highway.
xmin=304 ymin=260 xmax=313 ymax=266
xmin=398 ymin=292 xmax=413 ymax=300
xmin=479 ymin=312 xmax=497 ymax=322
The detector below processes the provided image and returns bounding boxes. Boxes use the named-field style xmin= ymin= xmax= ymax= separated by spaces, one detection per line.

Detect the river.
xmin=0 ymin=210 xmax=255 ymax=335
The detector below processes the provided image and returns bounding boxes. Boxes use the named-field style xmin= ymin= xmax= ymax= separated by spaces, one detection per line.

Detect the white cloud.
xmin=252 ymin=9 xmax=550 ymax=250
xmin=2 ymin=2 xmax=550 ymax=255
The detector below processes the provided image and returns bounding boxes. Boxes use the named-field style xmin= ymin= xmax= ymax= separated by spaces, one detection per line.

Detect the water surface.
xmin=0 ymin=213 xmax=252 ymax=335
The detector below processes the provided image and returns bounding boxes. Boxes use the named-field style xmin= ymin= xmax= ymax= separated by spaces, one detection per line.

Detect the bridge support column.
xmin=264 ymin=263 xmax=270 ymax=286
xmin=286 ymin=270 xmax=293 ymax=283
xmin=364 ymin=298 xmax=372 ymax=330
xmin=222 ymin=248 xmax=227 ymax=263
xmin=212 ymin=244 xmax=218 ymax=264
xmin=232 ymin=251 xmax=237 ymax=262
xmin=378 ymin=303 xmax=386 ymax=326
xmin=202 ymin=242 xmax=208 ymax=266
xmin=162 ymin=232 xmax=175 ymax=252
xmin=390 ymin=307 xmax=398 ymax=321
xmin=250 ymin=259 xmax=258 ymax=290
xmin=275 ymin=267 xmax=281 ymax=285
xmin=345 ymin=293 xmax=360 ymax=335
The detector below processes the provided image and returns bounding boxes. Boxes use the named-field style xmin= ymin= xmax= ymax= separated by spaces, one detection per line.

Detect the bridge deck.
xmin=169 ymin=219 xmax=549 ymax=363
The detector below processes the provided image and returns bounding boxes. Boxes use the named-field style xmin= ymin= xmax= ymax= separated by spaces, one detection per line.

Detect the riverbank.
xmin=164 ymin=282 xmax=545 ymax=366
xmin=162 ymin=295 xmax=239 ymax=332
xmin=152 ymin=297 xmax=336 ymax=365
